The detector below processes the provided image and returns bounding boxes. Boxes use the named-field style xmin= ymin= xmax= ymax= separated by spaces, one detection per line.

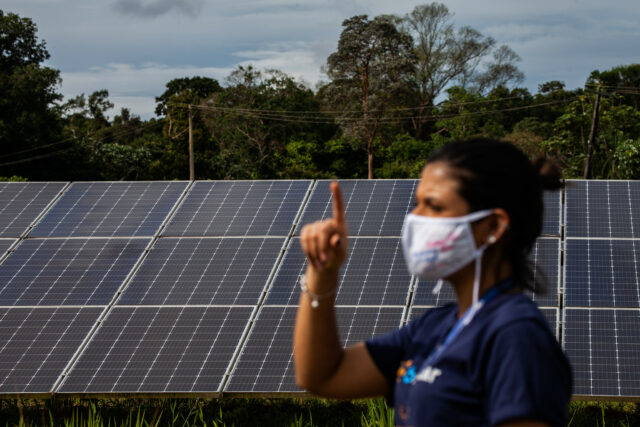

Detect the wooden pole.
xmin=583 ymin=84 xmax=602 ymax=179
xmin=188 ymin=104 xmax=194 ymax=181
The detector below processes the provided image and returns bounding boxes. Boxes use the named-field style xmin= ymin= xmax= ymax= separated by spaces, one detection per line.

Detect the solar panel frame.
xmin=0 ymin=238 xmax=150 ymax=306
xmin=0 ymin=306 xmax=103 ymax=397
xmin=564 ymin=238 xmax=640 ymax=308
xmin=223 ymin=305 xmax=405 ymax=394
xmin=0 ymin=239 xmax=17 ymax=263
xmin=162 ymin=180 xmax=313 ymax=237
xmin=117 ymin=237 xmax=287 ymax=306
xmin=563 ymin=307 xmax=640 ymax=399
xmin=264 ymin=237 xmax=412 ymax=306
xmin=57 ymin=305 xmax=255 ymax=396
xmin=295 ymin=179 xmax=418 ymax=237
xmin=29 ymin=181 xmax=190 ymax=238
xmin=0 ymin=182 xmax=68 ymax=238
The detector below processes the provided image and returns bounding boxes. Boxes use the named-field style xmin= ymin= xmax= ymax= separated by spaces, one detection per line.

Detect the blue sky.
xmin=4 ymin=0 xmax=639 ymax=119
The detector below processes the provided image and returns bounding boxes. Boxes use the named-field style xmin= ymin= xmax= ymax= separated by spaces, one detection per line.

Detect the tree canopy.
xmin=1 ymin=6 xmax=639 ymax=182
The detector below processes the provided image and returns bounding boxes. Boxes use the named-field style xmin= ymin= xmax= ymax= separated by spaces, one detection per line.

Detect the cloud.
xmin=59 ymin=63 xmax=233 ymax=119
xmin=113 ymin=0 xmax=204 ymax=18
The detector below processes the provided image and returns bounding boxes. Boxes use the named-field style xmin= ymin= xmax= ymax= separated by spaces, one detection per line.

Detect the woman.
xmin=294 ymin=138 xmax=572 ymax=427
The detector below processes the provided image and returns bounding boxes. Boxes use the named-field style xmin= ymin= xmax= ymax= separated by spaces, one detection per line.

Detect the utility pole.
xmin=583 ymin=84 xmax=602 ymax=179
xmin=188 ymin=104 xmax=194 ymax=181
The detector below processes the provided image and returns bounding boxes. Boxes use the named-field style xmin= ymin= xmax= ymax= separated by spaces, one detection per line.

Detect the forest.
xmin=1 ymin=4 xmax=639 ymax=182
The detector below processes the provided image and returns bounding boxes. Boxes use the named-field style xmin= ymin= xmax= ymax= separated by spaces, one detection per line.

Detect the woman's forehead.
xmin=417 ymin=163 xmax=459 ymax=195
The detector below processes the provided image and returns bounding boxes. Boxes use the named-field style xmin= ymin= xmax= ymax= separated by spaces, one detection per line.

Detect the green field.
xmin=1 ymin=398 xmax=639 ymax=426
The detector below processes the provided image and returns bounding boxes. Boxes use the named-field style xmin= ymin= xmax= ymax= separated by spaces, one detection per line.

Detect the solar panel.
xmin=29 ymin=182 xmax=188 ymax=237
xmin=224 ymin=306 xmax=403 ymax=393
xmin=542 ymin=190 xmax=562 ymax=236
xmin=407 ymin=306 xmax=559 ymax=338
xmin=265 ymin=238 xmax=411 ymax=306
xmin=0 ymin=238 xmax=149 ymax=306
xmin=296 ymin=180 xmax=417 ymax=236
xmin=564 ymin=308 xmax=640 ymax=397
xmin=564 ymin=239 xmax=640 ymax=308
xmin=58 ymin=306 xmax=253 ymax=394
xmin=412 ymin=238 xmax=560 ymax=307
xmin=0 ymin=182 xmax=66 ymax=237
xmin=118 ymin=238 xmax=285 ymax=305
xmin=0 ymin=307 xmax=101 ymax=394
xmin=565 ymin=180 xmax=640 ymax=238
xmin=163 ymin=181 xmax=311 ymax=237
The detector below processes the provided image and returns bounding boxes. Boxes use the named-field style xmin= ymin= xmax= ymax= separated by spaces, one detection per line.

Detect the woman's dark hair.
xmin=427 ymin=138 xmax=563 ymax=293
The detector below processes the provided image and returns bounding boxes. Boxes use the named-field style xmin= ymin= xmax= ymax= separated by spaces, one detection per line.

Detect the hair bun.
xmin=533 ymin=156 xmax=563 ymax=190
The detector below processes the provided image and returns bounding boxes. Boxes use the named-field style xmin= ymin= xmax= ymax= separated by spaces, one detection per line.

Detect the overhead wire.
xmin=175 ymin=97 xmax=579 ymax=125
xmin=0 ymin=119 xmax=164 ymax=167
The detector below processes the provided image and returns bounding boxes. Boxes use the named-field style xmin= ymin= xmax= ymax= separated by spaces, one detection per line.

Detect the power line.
xmin=175 ymin=97 xmax=579 ymax=125
xmin=168 ymin=93 xmax=533 ymax=118
xmin=0 ymin=120 xmax=164 ymax=167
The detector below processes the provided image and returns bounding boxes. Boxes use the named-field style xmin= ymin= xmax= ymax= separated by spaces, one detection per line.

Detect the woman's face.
xmin=412 ymin=162 xmax=470 ymax=218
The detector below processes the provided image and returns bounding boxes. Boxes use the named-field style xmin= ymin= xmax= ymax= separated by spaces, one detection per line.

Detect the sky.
xmin=4 ymin=0 xmax=640 ymax=119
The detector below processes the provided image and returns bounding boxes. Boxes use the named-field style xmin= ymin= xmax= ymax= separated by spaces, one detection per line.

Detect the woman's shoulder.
xmin=482 ymin=292 xmax=556 ymax=337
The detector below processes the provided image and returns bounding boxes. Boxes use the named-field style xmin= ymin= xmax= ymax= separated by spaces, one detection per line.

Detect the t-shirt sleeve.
xmin=484 ymin=320 xmax=572 ymax=427
xmin=365 ymin=319 xmax=416 ymax=389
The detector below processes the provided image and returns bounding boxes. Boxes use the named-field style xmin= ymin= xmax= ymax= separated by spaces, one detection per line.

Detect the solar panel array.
xmin=0 ymin=179 xmax=637 ymax=400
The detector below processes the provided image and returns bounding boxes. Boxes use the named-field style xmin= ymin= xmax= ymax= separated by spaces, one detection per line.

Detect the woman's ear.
xmin=486 ymin=208 xmax=510 ymax=245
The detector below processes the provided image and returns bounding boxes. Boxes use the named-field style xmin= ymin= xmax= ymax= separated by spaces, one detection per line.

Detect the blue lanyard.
xmin=420 ymin=280 xmax=513 ymax=369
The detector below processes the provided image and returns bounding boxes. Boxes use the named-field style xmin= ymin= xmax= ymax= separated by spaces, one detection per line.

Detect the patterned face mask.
xmin=401 ymin=209 xmax=494 ymax=315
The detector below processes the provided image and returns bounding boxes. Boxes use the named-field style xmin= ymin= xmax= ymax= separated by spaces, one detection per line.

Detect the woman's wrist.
xmin=304 ymin=264 xmax=340 ymax=294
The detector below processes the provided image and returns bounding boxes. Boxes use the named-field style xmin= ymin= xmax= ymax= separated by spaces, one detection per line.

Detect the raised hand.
xmin=300 ymin=181 xmax=348 ymax=273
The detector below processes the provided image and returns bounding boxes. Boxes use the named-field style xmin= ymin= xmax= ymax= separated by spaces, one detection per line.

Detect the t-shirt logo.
xmin=396 ymin=360 xmax=416 ymax=384
xmin=415 ymin=365 xmax=442 ymax=384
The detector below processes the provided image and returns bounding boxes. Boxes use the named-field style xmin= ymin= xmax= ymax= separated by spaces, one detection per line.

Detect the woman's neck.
xmin=448 ymin=259 xmax=512 ymax=317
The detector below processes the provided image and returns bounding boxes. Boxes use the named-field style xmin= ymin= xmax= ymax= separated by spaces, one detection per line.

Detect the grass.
xmin=0 ymin=398 xmax=638 ymax=426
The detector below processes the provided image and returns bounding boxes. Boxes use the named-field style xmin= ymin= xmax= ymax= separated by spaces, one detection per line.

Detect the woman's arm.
xmin=293 ymin=182 xmax=388 ymax=398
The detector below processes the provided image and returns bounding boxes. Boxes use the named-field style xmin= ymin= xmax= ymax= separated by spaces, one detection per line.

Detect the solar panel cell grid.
xmin=119 ymin=238 xmax=284 ymax=305
xmin=296 ymin=180 xmax=417 ymax=236
xmin=565 ymin=239 xmax=640 ymax=308
xmin=542 ymin=190 xmax=562 ymax=236
xmin=565 ymin=180 xmax=640 ymax=238
xmin=0 ymin=239 xmax=149 ymax=306
xmin=59 ymin=306 xmax=253 ymax=394
xmin=412 ymin=238 xmax=560 ymax=307
xmin=0 ymin=182 xmax=67 ymax=238
xmin=224 ymin=306 xmax=403 ymax=393
xmin=163 ymin=181 xmax=311 ymax=237
xmin=265 ymin=237 xmax=411 ymax=306
xmin=29 ymin=182 xmax=188 ymax=237
xmin=564 ymin=308 xmax=640 ymax=397
xmin=0 ymin=307 xmax=101 ymax=394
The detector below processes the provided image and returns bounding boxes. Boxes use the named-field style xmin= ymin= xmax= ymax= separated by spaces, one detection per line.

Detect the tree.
xmin=202 ymin=66 xmax=330 ymax=179
xmin=399 ymin=3 xmax=523 ymax=138
xmin=587 ymin=64 xmax=640 ymax=109
xmin=0 ymin=10 xmax=63 ymax=178
xmin=155 ymin=76 xmax=222 ymax=116
xmin=323 ymin=14 xmax=416 ymax=179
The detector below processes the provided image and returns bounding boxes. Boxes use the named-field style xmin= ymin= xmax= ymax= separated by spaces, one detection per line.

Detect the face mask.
xmin=401 ymin=209 xmax=494 ymax=319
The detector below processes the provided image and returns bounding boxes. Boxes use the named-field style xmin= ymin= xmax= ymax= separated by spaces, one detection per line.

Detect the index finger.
xmin=330 ymin=181 xmax=345 ymax=226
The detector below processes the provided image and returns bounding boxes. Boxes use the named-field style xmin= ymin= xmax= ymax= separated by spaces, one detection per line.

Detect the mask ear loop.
xmin=432 ymin=279 xmax=444 ymax=294
xmin=463 ymin=244 xmax=487 ymax=325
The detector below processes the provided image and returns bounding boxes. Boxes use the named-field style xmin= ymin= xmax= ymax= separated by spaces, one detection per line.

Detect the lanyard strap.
xmin=421 ymin=279 xmax=513 ymax=368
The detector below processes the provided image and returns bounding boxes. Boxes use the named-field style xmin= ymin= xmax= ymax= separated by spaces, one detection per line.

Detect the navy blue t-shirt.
xmin=365 ymin=292 xmax=572 ymax=427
